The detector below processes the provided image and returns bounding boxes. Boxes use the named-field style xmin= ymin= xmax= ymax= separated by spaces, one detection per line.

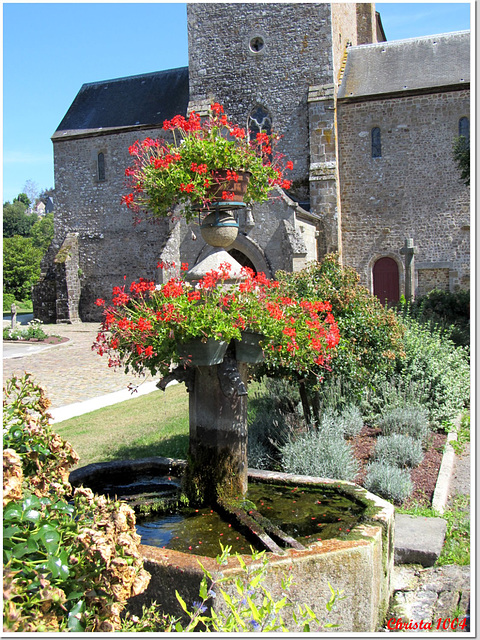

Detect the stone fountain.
xmin=70 ymin=203 xmax=395 ymax=631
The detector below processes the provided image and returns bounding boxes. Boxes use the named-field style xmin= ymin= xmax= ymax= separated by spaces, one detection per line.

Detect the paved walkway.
xmin=3 ymin=322 xmax=156 ymax=409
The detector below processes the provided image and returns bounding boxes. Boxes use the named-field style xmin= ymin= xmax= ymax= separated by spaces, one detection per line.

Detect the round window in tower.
xmin=249 ymin=35 xmax=265 ymax=53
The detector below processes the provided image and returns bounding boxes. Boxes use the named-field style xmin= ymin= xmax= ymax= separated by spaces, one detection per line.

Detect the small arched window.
xmin=459 ymin=117 xmax=469 ymax=143
xmin=248 ymin=106 xmax=272 ymax=141
xmin=97 ymin=152 xmax=106 ymax=181
xmin=371 ymin=127 xmax=381 ymax=158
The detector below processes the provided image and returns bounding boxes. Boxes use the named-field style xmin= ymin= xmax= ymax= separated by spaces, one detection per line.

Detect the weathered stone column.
xmin=185 ymin=356 xmax=249 ymax=504
xmin=181 ymin=247 xmax=249 ymax=504
xmin=400 ymin=237 xmax=416 ymax=301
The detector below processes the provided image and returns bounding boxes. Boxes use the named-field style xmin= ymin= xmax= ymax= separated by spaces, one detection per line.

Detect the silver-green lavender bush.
xmin=373 ymin=434 xmax=424 ymax=468
xmin=364 ymin=461 xmax=413 ymax=504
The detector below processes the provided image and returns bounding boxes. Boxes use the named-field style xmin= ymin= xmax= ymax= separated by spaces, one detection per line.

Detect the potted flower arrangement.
xmin=93 ymin=262 xmax=340 ymax=379
xmin=122 ymin=103 xmax=293 ymax=224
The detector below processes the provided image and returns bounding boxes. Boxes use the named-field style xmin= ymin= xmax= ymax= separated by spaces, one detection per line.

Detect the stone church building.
xmin=33 ymin=3 xmax=470 ymax=323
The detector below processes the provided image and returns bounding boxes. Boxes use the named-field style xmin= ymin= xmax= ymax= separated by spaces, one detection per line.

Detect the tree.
xmin=22 ymin=180 xmax=40 ymax=208
xmin=3 ymin=236 xmax=43 ymax=300
xmin=3 ymin=201 xmax=38 ymax=238
xmin=13 ymin=193 xmax=31 ymax=208
xmin=270 ymin=254 xmax=406 ymax=422
xmin=453 ymin=135 xmax=470 ymax=186
xmin=30 ymin=212 xmax=54 ymax=253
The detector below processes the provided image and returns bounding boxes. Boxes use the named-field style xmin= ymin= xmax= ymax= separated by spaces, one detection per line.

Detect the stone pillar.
xmin=185 ymin=357 xmax=249 ymax=504
xmin=10 ymin=304 xmax=17 ymax=331
xmin=54 ymin=233 xmax=81 ymax=323
xmin=308 ymin=83 xmax=342 ymax=259
xmin=400 ymin=238 xmax=416 ymax=301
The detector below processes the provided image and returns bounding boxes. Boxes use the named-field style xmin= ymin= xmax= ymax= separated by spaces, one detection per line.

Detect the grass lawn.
xmin=55 ymin=383 xmax=189 ymax=469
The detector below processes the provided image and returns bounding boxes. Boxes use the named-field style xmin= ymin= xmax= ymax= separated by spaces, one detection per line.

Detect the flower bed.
xmin=352 ymin=425 xmax=447 ymax=508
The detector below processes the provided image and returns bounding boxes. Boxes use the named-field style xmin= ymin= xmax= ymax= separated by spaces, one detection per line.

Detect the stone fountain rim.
xmin=70 ymin=456 xmax=393 ymax=512
xmin=69 ymin=456 xmax=394 ymax=557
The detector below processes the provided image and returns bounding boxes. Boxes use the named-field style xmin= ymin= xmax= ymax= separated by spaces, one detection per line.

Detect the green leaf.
xmin=3 ymin=502 xmax=22 ymax=521
xmin=12 ymin=537 xmax=39 ymax=558
xmin=24 ymin=508 xmax=42 ymax=524
xmin=46 ymin=551 xmax=70 ymax=580
xmin=67 ymin=600 xmax=86 ymax=632
xmin=199 ymin=577 xmax=208 ymax=601
xmin=3 ymin=524 xmax=22 ymax=538
xmin=175 ymin=591 xmax=189 ymax=613
xmin=249 ymin=572 xmax=263 ymax=589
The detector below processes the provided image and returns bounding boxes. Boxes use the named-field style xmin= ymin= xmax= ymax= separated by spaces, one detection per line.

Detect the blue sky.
xmin=2 ymin=2 xmax=472 ymax=205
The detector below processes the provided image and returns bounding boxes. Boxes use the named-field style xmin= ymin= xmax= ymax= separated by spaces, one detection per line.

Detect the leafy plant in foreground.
xmin=3 ymin=373 xmax=150 ymax=632
xmin=174 ymin=545 xmax=345 ymax=632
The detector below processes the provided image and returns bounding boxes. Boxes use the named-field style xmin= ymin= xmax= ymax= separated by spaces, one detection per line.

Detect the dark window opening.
xmin=228 ymin=248 xmax=256 ymax=274
xmin=97 ymin=152 xmax=106 ymax=181
xmin=459 ymin=117 xmax=469 ymax=143
xmin=371 ymin=127 xmax=381 ymax=158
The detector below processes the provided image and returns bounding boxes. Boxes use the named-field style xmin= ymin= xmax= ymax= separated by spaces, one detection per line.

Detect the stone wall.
xmin=337 ymin=88 xmax=470 ymax=295
xmin=46 ymin=127 xmax=172 ymax=321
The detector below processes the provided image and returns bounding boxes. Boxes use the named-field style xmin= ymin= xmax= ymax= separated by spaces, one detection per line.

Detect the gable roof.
xmin=53 ymin=67 xmax=189 ymax=139
xmin=338 ymin=31 xmax=470 ymax=101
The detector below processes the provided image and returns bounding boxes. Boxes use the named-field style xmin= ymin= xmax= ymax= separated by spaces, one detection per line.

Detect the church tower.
xmin=187 ymin=3 xmax=381 ymax=255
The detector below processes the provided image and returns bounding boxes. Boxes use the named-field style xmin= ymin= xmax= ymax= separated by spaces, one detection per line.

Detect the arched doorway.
xmin=228 ymin=248 xmax=256 ymax=273
xmin=373 ymin=257 xmax=400 ymax=305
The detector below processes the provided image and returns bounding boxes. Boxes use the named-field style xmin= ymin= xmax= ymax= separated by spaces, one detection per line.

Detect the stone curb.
xmin=50 ymin=380 xmax=161 ymax=423
xmin=432 ymin=427 xmax=458 ymax=514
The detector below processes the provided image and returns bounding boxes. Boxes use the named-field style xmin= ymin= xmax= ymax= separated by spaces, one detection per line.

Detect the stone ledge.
xmin=394 ymin=514 xmax=446 ymax=567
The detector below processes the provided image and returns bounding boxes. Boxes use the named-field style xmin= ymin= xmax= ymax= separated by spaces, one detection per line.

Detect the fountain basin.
xmin=70 ymin=458 xmax=394 ymax=632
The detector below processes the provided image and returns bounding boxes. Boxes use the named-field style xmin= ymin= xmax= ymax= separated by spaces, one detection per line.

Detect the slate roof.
xmin=338 ymin=31 xmax=470 ymax=100
xmin=53 ymin=67 xmax=189 ymax=139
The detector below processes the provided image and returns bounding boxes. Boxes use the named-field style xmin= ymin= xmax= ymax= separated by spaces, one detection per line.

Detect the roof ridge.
xmin=349 ymin=30 xmax=470 ymax=51
xmin=80 ymin=65 xmax=188 ymax=89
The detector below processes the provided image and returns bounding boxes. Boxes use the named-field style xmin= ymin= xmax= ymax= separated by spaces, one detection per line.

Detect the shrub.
xmin=247 ymin=378 xmax=303 ymax=469
xmin=3 ymin=292 xmax=15 ymax=311
xmin=361 ymin=374 xmax=429 ymax=424
xmin=373 ymin=434 xmax=424 ymax=468
xmin=364 ymin=461 xmax=413 ymax=504
xmin=338 ymin=405 xmax=364 ymax=439
xmin=377 ymin=406 xmax=430 ymax=441
xmin=398 ymin=289 xmax=469 ymax=347
xmin=395 ymin=316 xmax=470 ymax=427
xmin=3 ymin=320 xmax=48 ymax=342
xmin=273 ymin=255 xmax=406 ymax=424
xmin=313 ymin=375 xmax=364 ymax=415
xmin=276 ymin=255 xmax=406 ymax=392
xmin=3 ymin=374 xmax=151 ymax=632
xmin=280 ymin=427 xmax=359 ymax=481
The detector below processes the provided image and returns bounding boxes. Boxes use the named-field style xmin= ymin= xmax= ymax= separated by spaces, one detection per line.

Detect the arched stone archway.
xmin=195 ymin=234 xmax=272 ymax=277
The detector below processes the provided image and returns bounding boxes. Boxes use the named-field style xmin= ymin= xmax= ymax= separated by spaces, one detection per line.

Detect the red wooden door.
xmin=373 ymin=257 xmax=399 ymax=305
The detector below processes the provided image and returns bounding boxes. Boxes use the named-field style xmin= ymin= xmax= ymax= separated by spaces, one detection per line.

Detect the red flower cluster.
xmin=121 ymin=103 xmax=294 ymax=223
xmin=93 ymin=260 xmax=339 ymax=380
